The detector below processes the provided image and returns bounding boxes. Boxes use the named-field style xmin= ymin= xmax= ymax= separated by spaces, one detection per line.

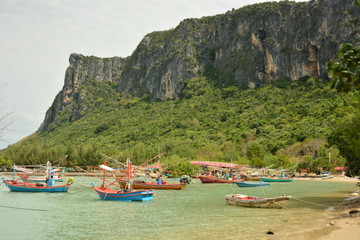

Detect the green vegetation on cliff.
xmin=2 ymin=77 xmax=358 ymax=173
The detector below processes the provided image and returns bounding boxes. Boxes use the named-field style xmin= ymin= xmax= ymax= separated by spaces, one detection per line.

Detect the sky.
xmin=0 ymin=0 xmax=307 ymax=149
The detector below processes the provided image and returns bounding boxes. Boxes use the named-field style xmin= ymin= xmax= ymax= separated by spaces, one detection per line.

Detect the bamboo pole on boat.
xmin=75 ymin=166 xmax=121 ymax=188
xmin=102 ymin=160 xmax=107 ymax=188
xmin=138 ymin=152 xmax=166 ymax=168
xmin=100 ymin=153 xmax=126 ymax=167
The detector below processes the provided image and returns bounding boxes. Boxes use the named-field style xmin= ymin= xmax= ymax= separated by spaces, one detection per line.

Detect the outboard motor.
xmin=180 ymin=175 xmax=191 ymax=184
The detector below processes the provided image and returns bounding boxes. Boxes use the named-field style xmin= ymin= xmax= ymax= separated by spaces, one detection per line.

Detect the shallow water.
xmin=0 ymin=177 xmax=356 ymax=240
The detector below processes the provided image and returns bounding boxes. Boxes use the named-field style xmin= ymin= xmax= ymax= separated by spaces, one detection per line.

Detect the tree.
xmin=326 ymin=1 xmax=360 ymax=176
xmin=327 ymin=114 xmax=360 ymax=176
xmin=327 ymin=43 xmax=360 ymax=93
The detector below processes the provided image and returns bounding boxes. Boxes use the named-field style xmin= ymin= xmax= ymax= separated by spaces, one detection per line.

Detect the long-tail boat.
xmin=225 ymin=194 xmax=291 ymax=208
xmin=234 ymin=181 xmax=270 ymax=187
xmin=116 ymin=178 xmax=185 ymax=190
xmin=259 ymin=177 xmax=293 ymax=182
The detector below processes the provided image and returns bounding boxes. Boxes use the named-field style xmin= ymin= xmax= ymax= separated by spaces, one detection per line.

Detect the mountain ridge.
xmin=38 ymin=0 xmax=359 ymax=132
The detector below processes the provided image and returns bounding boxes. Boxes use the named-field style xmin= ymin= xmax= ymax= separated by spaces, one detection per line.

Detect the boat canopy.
xmin=99 ymin=165 xmax=115 ymax=171
xmin=190 ymin=161 xmax=238 ymax=169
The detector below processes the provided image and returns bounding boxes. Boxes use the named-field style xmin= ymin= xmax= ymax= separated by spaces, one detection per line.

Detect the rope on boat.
xmin=0 ymin=205 xmax=50 ymax=211
xmin=291 ymin=196 xmax=330 ymax=207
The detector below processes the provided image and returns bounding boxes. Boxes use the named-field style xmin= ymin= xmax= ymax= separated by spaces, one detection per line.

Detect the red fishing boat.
xmin=198 ymin=176 xmax=241 ymax=183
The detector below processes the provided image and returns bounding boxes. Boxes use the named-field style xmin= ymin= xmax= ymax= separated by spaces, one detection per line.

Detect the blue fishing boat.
xmin=260 ymin=177 xmax=293 ymax=182
xmin=92 ymin=159 xmax=154 ymax=202
xmin=3 ymin=162 xmax=74 ymax=192
xmin=234 ymin=181 xmax=270 ymax=187
xmin=3 ymin=180 xmax=71 ymax=192
xmin=92 ymin=183 xmax=154 ymax=201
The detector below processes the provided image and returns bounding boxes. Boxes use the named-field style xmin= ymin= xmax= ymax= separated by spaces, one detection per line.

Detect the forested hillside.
xmin=3 ymin=77 xmax=358 ymax=172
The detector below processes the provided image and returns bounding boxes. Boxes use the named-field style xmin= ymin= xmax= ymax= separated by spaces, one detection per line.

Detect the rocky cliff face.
xmin=39 ymin=0 xmax=359 ymax=132
xmin=38 ymin=54 xmax=126 ymax=131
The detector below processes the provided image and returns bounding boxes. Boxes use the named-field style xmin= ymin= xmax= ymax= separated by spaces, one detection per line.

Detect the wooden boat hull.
xmin=93 ymin=186 xmax=154 ymax=201
xmin=3 ymin=180 xmax=70 ymax=192
xmin=225 ymin=194 xmax=291 ymax=208
xmin=198 ymin=176 xmax=236 ymax=183
xmin=234 ymin=181 xmax=270 ymax=187
xmin=116 ymin=179 xmax=184 ymax=190
xmin=260 ymin=177 xmax=293 ymax=182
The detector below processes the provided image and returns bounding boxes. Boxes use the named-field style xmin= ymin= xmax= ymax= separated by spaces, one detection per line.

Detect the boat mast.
xmin=45 ymin=160 xmax=51 ymax=180
xmin=102 ymin=160 xmax=107 ymax=189
xmin=125 ymin=158 xmax=133 ymax=190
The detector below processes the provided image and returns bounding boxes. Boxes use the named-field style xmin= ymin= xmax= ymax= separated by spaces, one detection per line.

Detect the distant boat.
xmin=322 ymin=175 xmax=334 ymax=179
xmin=3 ymin=180 xmax=71 ymax=192
xmin=18 ymin=174 xmax=64 ymax=183
xmin=260 ymin=177 xmax=293 ymax=182
xmin=225 ymin=194 xmax=291 ymax=208
xmin=116 ymin=178 xmax=185 ymax=190
xmin=198 ymin=176 xmax=238 ymax=183
xmin=245 ymin=176 xmax=260 ymax=181
xmin=234 ymin=181 xmax=270 ymax=187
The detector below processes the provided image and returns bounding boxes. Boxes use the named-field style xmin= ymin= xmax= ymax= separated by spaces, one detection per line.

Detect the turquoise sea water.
xmin=0 ymin=177 xmax=356 ymax=240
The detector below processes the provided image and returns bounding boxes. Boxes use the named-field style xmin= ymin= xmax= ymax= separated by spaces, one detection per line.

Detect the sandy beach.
xmin=292 ymin=176 xmax=360 ymax=240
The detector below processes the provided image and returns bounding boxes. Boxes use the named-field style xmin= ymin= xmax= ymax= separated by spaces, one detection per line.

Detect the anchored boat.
xmin=234 ymin=181 xmax=270 ymax=187
xmin=92 ymin=159 xmax=154 ymax=202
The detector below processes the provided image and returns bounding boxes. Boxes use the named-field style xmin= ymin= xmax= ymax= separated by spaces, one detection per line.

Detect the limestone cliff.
xmin=38 ymin=54 xmax=126 ymax=131
xmin=38 ymin=0 xmax=359 ymax=132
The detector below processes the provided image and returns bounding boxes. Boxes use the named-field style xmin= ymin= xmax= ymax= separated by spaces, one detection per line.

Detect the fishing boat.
xmin=15 ymin=162 xmax=65 ymax=183
xmin=199 ymin=175 xmax=238 ymax=183
xmin=92 ymin=159 xmax=154 ymax=201
xmin=3 ymin=162 xmax=74 ymax=192
xmin=245 ymin=176 xmax=260 ymax=181
xmin=225 ymin=194 xmax=291 ymax=208
xmin=3 ymin=179 xmax=72 ymax=192
xmin=234 ymin=181 xmax=270 ymax=187
xmin=260 ymin=177 xmax=293 ymax=182
xmin=116 ymin=178 xmax=185 ymax=190
xmin=322 ymin=175 xmax=335 ymax=179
